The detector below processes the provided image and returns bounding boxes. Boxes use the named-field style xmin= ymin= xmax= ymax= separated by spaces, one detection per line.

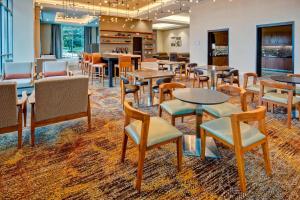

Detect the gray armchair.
xmin=2 ymin=62 xmax=34 ymax=89
xmin=36 ymin=57 xmax=57 ymax=76
xmin=29 ymin=76 xmax=91 ymax=146
xmin=0 ymin=82 xmax=27 ymax=148
xmin=41 ymin=61 xmax=71 ymax=78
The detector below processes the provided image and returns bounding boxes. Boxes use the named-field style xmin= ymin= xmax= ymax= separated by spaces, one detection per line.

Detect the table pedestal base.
xmin=183 ymin=135 xmax=220 ymax=158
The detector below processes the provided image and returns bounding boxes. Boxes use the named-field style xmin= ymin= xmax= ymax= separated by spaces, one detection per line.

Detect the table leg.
xmin=108 ymin=59 xmax=114 ymax=87
xmin=149 ymin=78 xmax=153 ymax=106
xmin=211 ymin=70 xmax=216 ymax=90
xmin=134 ymin=58 xmax=139 ymax=70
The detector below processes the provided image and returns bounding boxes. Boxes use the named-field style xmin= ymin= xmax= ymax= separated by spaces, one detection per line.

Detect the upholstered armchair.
xmin=29 ymin=76 xmax=91 ymax=146
xmin=200 ymin=106 xmax=271 ymax=192
xmin=0 ymin=82 xmax=27 ymax=148
xmin=36 ymin=57 xmax=56 ymax=77
xmin=41 ymin=61 xmax=71 ymax=78
xmin=122 ymin=101 xmax=183 ymax=191
xmin=2 ymin=62 xmax=34 ymax=89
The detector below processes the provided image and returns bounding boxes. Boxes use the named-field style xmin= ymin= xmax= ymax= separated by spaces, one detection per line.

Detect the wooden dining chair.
xmin=201 ymin=84 xmax=248 ymax=120
xmin=158 ymin=82 xmax=198 ymax=127
xmin=193 ymin=68 xmax=210 ymax=88
xmin=122 ymin=101 xmax=183 ymax=191
xmin=259 ymin=80 xmax=300 ymax=128
xmin=120 ymin=76 xmax=140 ymax=107
xmin=114 ymin=56 xmax=134 ymax=84
xmin=243 ymin=72 xmax=275 ymax=103
xmin=200 ymin=106 xmax=271 ymax=192
xmin=287 ymin=74 xmax=300 ymax=95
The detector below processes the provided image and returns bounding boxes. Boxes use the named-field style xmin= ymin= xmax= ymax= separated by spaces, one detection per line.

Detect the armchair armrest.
xmin=88 ymin=89 xmax=92 ymax=96
xmin=28 ymin=92 xmax=35 ymax=104
xmin=17 ymin=91 xmax=28 ymax=107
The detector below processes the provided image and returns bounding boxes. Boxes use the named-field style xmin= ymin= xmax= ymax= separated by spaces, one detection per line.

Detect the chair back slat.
xmin=159 ymin=82 xmax=186 ymax=103
xmin=0 ymin=82 xmax=17 ymax=128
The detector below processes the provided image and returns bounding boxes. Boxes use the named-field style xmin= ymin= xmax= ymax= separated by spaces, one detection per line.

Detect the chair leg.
xmin=23 ymin=103 xmax=27 ymax=127
xmin=287 ymin=104 xmax=292 ymax=128
xmin=200 ymin=129 xmax=206 ymax=160
xmin=136 ymin=149 xmax=146 ymax=192
xmin=134 ymin=92 xmax=139 ymax=107
xmin=262 ymin=141 xmax=272 ymax=176
xmin=176 ymin=137 xmax=183 ymax=171
xmin=87 ymin=97 xmax=92 ymax=130
xmin=171 ymin=116 xmax=175 ymax=126
xmin=181 ymin=116 xmax=184 ymax=123
xmin=158 ymin=106 xmax=162 ymax=117
xmin=17 ymin=119 xmax=22 ymax=149
xmin=31 ymin=125 xmax=35 ymax=147
xmin=235 ymin=149 xmax=247 ymax=192
xmin=121 ymin=133 xmax=128 ymax=163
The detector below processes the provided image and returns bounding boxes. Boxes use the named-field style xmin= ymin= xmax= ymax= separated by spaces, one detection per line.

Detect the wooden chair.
xmin=219 ymin=69 xmax=240 ymax=86
xmin=29 ymin=76 xmax=91 ymax=146
xmin=287 ymin=74 xmax=300 ymax=95
xmin=120 ymin=76 xmax=140 ymax=107
xmin=186 ymin=63 xmax=198 ymax=80
xmin=114 ymin=56 xmax=134 ymax=84
xmin=174 ymin=63 xmax=187 ymax=80
xmin=82 ymin=53 xmax=90 ymax=75
xmin=201 ymin=84 xmax=248 ymax=120
xmin=90 ymin=53 xmax=108 ymax=85
xmin=152 ymin=77 xmax=173 ymax=102
xmin=259 ymin=80 xmax=300 ymax=128
xmin=200 ymin=106 xmax=271 ymax=192
xmin=0 ymin=82 xmax=27 ymax=148
xmin=193 ymin=68 xmax=210 ymax=88
xmin=158 ymin=82 xmax=198 ymax=127
xmin=122 ymin=101 xmax=183 ymax=191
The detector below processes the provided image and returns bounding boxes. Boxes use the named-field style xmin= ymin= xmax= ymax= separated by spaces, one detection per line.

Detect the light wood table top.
xmin=128 ymin=70 xmax=175 ymax=79
xmin=102 ymin=53 xmax=141 ymax=59
xmin=198 ymin=65 xmax=230 ymax=72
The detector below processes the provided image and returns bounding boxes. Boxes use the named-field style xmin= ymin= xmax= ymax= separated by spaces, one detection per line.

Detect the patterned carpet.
xmin=0 ymin=75 xmax=300 ymax=200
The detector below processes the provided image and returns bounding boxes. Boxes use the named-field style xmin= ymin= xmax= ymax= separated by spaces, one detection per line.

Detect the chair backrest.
xmin=169 ymin=52 xmax=178 ymax=61
xmin=41 ymin=55 xmax=56 ymax=59
xmin=217 ymin=84 xmax=248 ymax=111
xmin=188 ymin=63 xmax=197 ymax=68
xmin=156 ymin=77 xmax=172 ymax=85
xmin=228 ymin=69 xmax=239 ymax=77
xmin=124 ymin=101 xmax=150 ymax=147
xmin=119 ymin=56 xmax=132 ymax=68
xmin=288 ymin=74 xmax=300 ymax=78
xmin=231 ymin=106 xmax=267 ymax=147
xmin=243 ymin=72 xmax=258 ymax=88
xmin=43 ymin=61 xmax=68 ymax=78
xmin=83 ymin=53 xmax=90 ymax=61
xmin=0 ymin=82 xmax=18 ymax=129
xmin=34 ymin=76 xmax=89 ymax=122
xmin=3 ymin=62 xmax=33 ymax=80
xmin=259 ymin=80 xmax=294 ymax=105
xmin=159 ymin=82 xmax=186 ymax=103
xmin=36 ymin=58 xmax=57 ymax=75
xmin=92 ymin=53 xmax=103 ymax=64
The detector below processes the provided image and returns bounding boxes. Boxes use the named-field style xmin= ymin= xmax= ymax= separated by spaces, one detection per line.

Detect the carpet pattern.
xmin=0 ymin=77 xmax=300 ymax=200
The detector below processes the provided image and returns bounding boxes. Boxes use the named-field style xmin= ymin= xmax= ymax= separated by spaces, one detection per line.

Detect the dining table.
xmin=197 ymin=65 xmax=230 ymax=90
xmin=270 ymin=75 xmax=300 ymax=85
xmin=173 ymin=88 xmax=230 ymax=158
xmin=157 ymin=60 xmax=185 ymax=71
xmin=128 ymin=69 xmax=175 ymax=106
xmin=102 ymin=53 xmax=141 ymax=87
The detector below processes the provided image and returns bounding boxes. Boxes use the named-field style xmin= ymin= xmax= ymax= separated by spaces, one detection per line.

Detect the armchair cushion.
xmin=161 ymin=99 xmax=197 ymax=116
xmin=246 ymin=84 xmax=275 ymax=93
xmin=5 ymin=73 xmax=31 ymax=79
xmin=125 ymin=117 xmax=183 ymax=147
xmin=44 ymin=71 xmax=67 ymax=78
xmin=203 ymin=102 xmax=242 ymax=118
xmin=201 ymin=117 xmax=266 ymax=147
xmin=263 ymin=92 xmax=300 ymax=105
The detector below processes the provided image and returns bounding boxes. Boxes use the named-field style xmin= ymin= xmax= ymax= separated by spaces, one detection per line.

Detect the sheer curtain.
xmin=84 ymin=27 xmax=92 ymax=53
xmin=50 ymin=24 xmax=62 ymax=59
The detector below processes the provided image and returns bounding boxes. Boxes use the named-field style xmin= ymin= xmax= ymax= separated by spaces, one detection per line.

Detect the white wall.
xmin=157 ymin=27 xmax=190 ymax=53
xmin=190 ymin=0 xmax=300 ymax=73
xmin=13 ymin=0 xmax=34 ymax=62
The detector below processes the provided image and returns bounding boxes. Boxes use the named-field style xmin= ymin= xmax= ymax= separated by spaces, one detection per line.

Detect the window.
xmin=0 ymin=0 xmax=13 ymax=75
xmin=62 ymin=25 xmax=84 ymax=58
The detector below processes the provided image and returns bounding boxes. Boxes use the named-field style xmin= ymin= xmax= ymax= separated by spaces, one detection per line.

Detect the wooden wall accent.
xmin=34 ymin=6 xmax=41 ymax=58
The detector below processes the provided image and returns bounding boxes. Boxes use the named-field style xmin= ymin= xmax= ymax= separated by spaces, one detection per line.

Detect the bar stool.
xmin=114 ymin=56 xmax=134 ymax=84
xmin=90 ymin=53 xmax=108 ymax=86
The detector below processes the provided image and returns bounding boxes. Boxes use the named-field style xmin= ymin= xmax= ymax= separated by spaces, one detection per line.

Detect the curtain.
xmin=84 ymin=27 xmax=92 ymax=53
xmin=50 ymin=24 xmax=62 ymax=59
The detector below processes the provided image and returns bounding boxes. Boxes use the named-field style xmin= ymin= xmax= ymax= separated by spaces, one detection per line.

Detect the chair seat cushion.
xmin=201 ymin=117 xmax=266 ymax=147
xmin=161 ymin=99 xmax=197 ymax=116
xmin=135 ymin=80 xmax=148 ymax=86
xmin=125 ymin=85 xmax=139 ymax=94
xmin=125 ymin=117 xmax=183 ymax=147
xmin=44 ymin=71 xmax=67 ymax=77
xmin=194 ymin=68 xmax=204 ymax=75
xmin=3 ymin=78 xmax=32 ymax=88
xmin=263 ymin=92 xmax=300 ymax=105
xmin=203 ymin=102 xmax=242 ymax=118
xmin=246 ymin=84 xmax=275 ymax=93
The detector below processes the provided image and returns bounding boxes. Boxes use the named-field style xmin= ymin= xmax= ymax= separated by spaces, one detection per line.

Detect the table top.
xmin=157 ymin=60 xmax=185 ymax=65
xmin=270 ymin=75 xmax=300 ymax=84
xmin=198 ymin=65 xmax=230 ymax=72
xmin=128 ymin=70 xmax=175 ymax=79
xmin=102 ymin=53 xmax=141 ymax=59
xmin=173 ymin=88 xmax=229 ymax=105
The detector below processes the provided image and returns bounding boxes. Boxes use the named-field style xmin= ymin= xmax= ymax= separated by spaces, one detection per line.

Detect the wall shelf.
xmin=101 ymin=35 xmax=131 ymax=39
xmin=101 ymin=42 xmax=132 ymax=44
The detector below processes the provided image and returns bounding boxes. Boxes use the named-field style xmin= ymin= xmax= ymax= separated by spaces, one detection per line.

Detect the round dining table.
xmin=173 ymin=88 xmax=229 ymax=158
